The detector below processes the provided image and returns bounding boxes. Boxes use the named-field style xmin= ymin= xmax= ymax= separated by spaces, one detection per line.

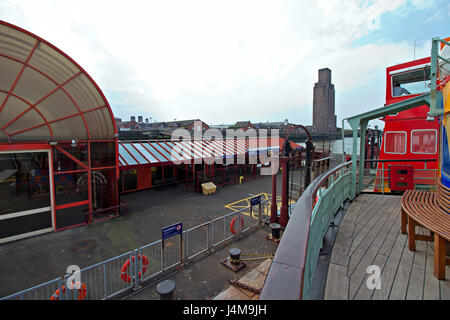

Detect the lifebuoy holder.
xmin=120 ymin=254 xmax=149 ymax=283
xmin=230 ymin=216 xmax=244 ymax=234
xmin=50 ymin=282 xmax=86 ymax=300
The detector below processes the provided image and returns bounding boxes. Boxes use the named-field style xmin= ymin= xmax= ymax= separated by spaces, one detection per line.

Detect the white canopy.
xmin=0 ymin=21 xmax=116 ymax=142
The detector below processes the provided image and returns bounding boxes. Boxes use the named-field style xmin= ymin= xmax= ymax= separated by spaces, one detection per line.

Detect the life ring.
xmin=312 ymin=194 xmax=319 ymax=208
xmin=230 ymin=216 xmax=244 ymax=234
xmin=50 ymin=282 xmax=86 ymax=300
xmin=120 ymin=254 xmax=149 ymax=283
xmin=313 ymin=187 xmax=326 ymax=208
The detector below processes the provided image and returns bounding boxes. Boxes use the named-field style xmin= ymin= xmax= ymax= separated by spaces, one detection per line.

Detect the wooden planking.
xmin=325 ymin=193 xmax=449 ymax=301
xmin=347 ymin=196 xmax=399 ymax=278
xmin=371 ymin=229 xmax=407 ymax=300
xmin=441 ymin=271 xmax=450 ymax=299
xmin=352 ymin=198 xmax=402 ymax=299
xmin=324 ymin=263 xmax=349 ymax=300
xmin=405 ymin=230 xmax=427 ymax=300
xmin=423 ymin=234 xmax=440 ymax=300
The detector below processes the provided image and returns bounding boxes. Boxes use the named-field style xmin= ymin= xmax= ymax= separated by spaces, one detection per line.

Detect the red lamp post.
xmin=275 ymin=124 xmax=313 ymax=228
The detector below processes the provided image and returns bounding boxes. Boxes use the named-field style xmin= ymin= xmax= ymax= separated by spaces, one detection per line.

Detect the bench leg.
xmin=401 ymin=208 xmax=407 ymax=234
xmin=434 ymin=233 xmax=446 ymax=280
xmin=407 ymin=216 xmax=416 ymax=251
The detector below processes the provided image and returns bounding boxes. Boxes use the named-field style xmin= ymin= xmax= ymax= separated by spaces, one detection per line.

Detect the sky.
xmin=1 ymin=0 xmax=449 ymax=129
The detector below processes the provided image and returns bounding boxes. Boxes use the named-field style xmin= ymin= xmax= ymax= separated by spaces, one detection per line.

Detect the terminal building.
xmin=0 ymin=21 xmax=302 ymax=244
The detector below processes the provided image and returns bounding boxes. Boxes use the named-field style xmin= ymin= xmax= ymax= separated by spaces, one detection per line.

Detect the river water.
xmin=292 ymin=137 xmax=361 ymax=155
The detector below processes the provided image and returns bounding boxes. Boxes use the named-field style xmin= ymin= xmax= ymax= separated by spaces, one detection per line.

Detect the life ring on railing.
xmin=120 ymin=254 xmax=149 ymax=283
xmin=50 ymin=282 xmax=87 ymax=300
xmin=312 ymin=187 xmax=326 ymax=208
xmin=230 ymin=216 xmax=244 ymax=234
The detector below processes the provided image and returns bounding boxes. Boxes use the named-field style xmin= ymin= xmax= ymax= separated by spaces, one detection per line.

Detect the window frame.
xmin=410 ymin=129 xmax=437 ymax=155
xmin=384 ymin=131 xmax=407 ymax=154
xmin=390 ymin=65 xmax=431 ymax=98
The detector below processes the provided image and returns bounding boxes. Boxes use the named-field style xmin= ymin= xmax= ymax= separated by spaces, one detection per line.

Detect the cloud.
xmin=0 ymin=0 xmax=432 ymax=126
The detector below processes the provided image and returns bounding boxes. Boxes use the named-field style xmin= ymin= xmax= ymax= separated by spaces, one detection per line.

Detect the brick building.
xmin=313 ymin=68 xmax=337 ymax=133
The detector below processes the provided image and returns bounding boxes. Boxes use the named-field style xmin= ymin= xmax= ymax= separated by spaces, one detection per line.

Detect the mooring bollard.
xmin=269 ymin=223 xmax=281 ymax=240
xmin=156 ymin=279 xmax=176 ymax=300
xmin=229 ymin=248 xmax=241 ymax=265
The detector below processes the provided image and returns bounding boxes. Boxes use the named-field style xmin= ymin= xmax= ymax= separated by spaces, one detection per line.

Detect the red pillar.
xmin=279 ymin=157 xmax=289 ymax=227
xmin=270 ymin=172 xmax=278 ymax=223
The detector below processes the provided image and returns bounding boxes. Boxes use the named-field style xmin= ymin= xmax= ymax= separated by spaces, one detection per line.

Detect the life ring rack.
xmin=120 ymin=254 xmax=149 ymax=283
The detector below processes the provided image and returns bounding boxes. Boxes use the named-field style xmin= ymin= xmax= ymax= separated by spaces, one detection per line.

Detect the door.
xmin=0 ymin=150 xmax=53 ymax=244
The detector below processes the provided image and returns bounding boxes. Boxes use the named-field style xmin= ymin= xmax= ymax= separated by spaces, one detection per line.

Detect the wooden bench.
xmin=401 ymin=188 xmax=450 ymax=280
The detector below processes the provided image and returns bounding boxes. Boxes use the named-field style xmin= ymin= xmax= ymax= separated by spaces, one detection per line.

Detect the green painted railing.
xmin=301 ymin=163 xmax=353 ymax=299
xmin=260 ymin=161 xmax=353 ymax=300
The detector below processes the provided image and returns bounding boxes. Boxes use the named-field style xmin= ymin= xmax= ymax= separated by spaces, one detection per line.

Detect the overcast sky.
xmin=1 ymin=0 xmax=449 ymax=128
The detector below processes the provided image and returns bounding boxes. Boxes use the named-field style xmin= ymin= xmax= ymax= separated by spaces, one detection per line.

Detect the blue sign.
xmin=162 ymin=222 xmax=183 ymax=240
xmin=250 ymin=196 xmax=261 ymax=206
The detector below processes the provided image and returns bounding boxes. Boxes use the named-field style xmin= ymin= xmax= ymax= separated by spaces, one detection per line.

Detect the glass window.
xmin=164 ymin=165 xmax=174 ymax=183
xmin=132 ymin=143 xmax=158 ymax=163
xmin=144 ymin=143 xmax=170 ymax=162
xmin=411 ymin=130 xmax=437 ymax=154
xmin=392 ymin=66 xmax=430 ymax=97
xmin=91 ymin=168 xmax=117 ymax=210
xmin=123 ymin=169 xmax=137 ymax=191
xmin=54 ymin=171 xmax=89 ymax=205
xmin=91 ymin=141 xmax=116 ymax=168
xmin=118 ymin=144 xmax=138 ymax=165
xmin=0 ymin=152 xmax=51 ymax=216
xmin=0 ymin=210 xmax=52 ymax=239
xmin=125 ymin=144 xmax=148 ymax=164
xmin=53 ymin=145 xmax=87 ymax=172
xmin=152 ymin=167 xmax=162 ymax=185
xmin=384 ymin=132 xmax=406 ymax=154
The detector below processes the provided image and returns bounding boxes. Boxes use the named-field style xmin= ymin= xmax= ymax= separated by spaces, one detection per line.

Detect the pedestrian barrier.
xmin=1 ymin=198 xmax=271 ymax=300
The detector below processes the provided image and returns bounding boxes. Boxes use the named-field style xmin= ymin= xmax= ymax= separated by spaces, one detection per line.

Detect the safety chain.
xmin=239 ymin=252 xmax=274 ymax=261
xmin=228 ymin=279 xmax=261 ymax=294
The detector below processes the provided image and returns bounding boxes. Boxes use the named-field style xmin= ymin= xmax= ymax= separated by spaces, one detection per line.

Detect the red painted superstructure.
xmin=376 ymin=57 xmax=438 ymax=191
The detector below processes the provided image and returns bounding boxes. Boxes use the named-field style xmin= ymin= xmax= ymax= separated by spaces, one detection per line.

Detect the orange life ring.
xmin=313 ymin=194 xmax=319 ymax=207
xmin=50 ymin=282 xmax=86 ymax=300
xmin=230 ymin=216 xmax=244 ymax=234
xmin=313 ymin=187 xmax=326 ymax=207
xmin=120 ymin=254 xmax=149 ymax=283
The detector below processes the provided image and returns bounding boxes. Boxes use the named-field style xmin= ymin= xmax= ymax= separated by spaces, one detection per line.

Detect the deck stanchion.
xmin=133 ymin=249 xmax=141 ymax=290
xmin=156 ymin=280 xmax=176 ymax=300
xmin=207 ymin=221 xmax=213 ymax=252
xmin=270 ymin=223 xmax=281 ymax=240
xmin=103 ymin=263 xmax=109 ymax=299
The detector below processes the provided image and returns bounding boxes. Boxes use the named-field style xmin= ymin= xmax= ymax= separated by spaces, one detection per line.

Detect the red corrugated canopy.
xmin=0 ymin=20 xmax=117 ymax=142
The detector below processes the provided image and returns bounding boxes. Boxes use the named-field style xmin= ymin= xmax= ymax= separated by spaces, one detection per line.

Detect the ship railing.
xmin=260 ymin=160 xmax=353 ymax=300
xmin=359 ymin=158 xmax=437 ymax=193
xmin=1 ymin=198 xmax=271 ymax=300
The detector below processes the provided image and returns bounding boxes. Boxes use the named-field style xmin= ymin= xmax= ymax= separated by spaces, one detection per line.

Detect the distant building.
xmin=156 ymin=119 xmax=210 ymax=133
xmin=313 ymin=68 xmax=336 ymax=133
xmin=234 ymin=121 xmax=254 ymax=131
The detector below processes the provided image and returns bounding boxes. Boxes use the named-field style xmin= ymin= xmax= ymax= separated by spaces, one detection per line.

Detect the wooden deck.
xmin=325 ymin=193 xmax=449 ymax=300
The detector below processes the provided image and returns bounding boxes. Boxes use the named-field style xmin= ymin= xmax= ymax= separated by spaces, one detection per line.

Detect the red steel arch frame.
xmin=0 ymin=20 xmax=120 ymax=232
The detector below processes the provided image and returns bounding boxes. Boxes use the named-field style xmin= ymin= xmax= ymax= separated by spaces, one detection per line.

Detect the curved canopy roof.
xmin=0 ymin=21 xmax=117 ymax=143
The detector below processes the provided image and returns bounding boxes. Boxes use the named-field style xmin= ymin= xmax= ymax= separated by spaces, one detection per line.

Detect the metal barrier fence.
xmin=1 ymin=198 xmax=271 ymax=300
